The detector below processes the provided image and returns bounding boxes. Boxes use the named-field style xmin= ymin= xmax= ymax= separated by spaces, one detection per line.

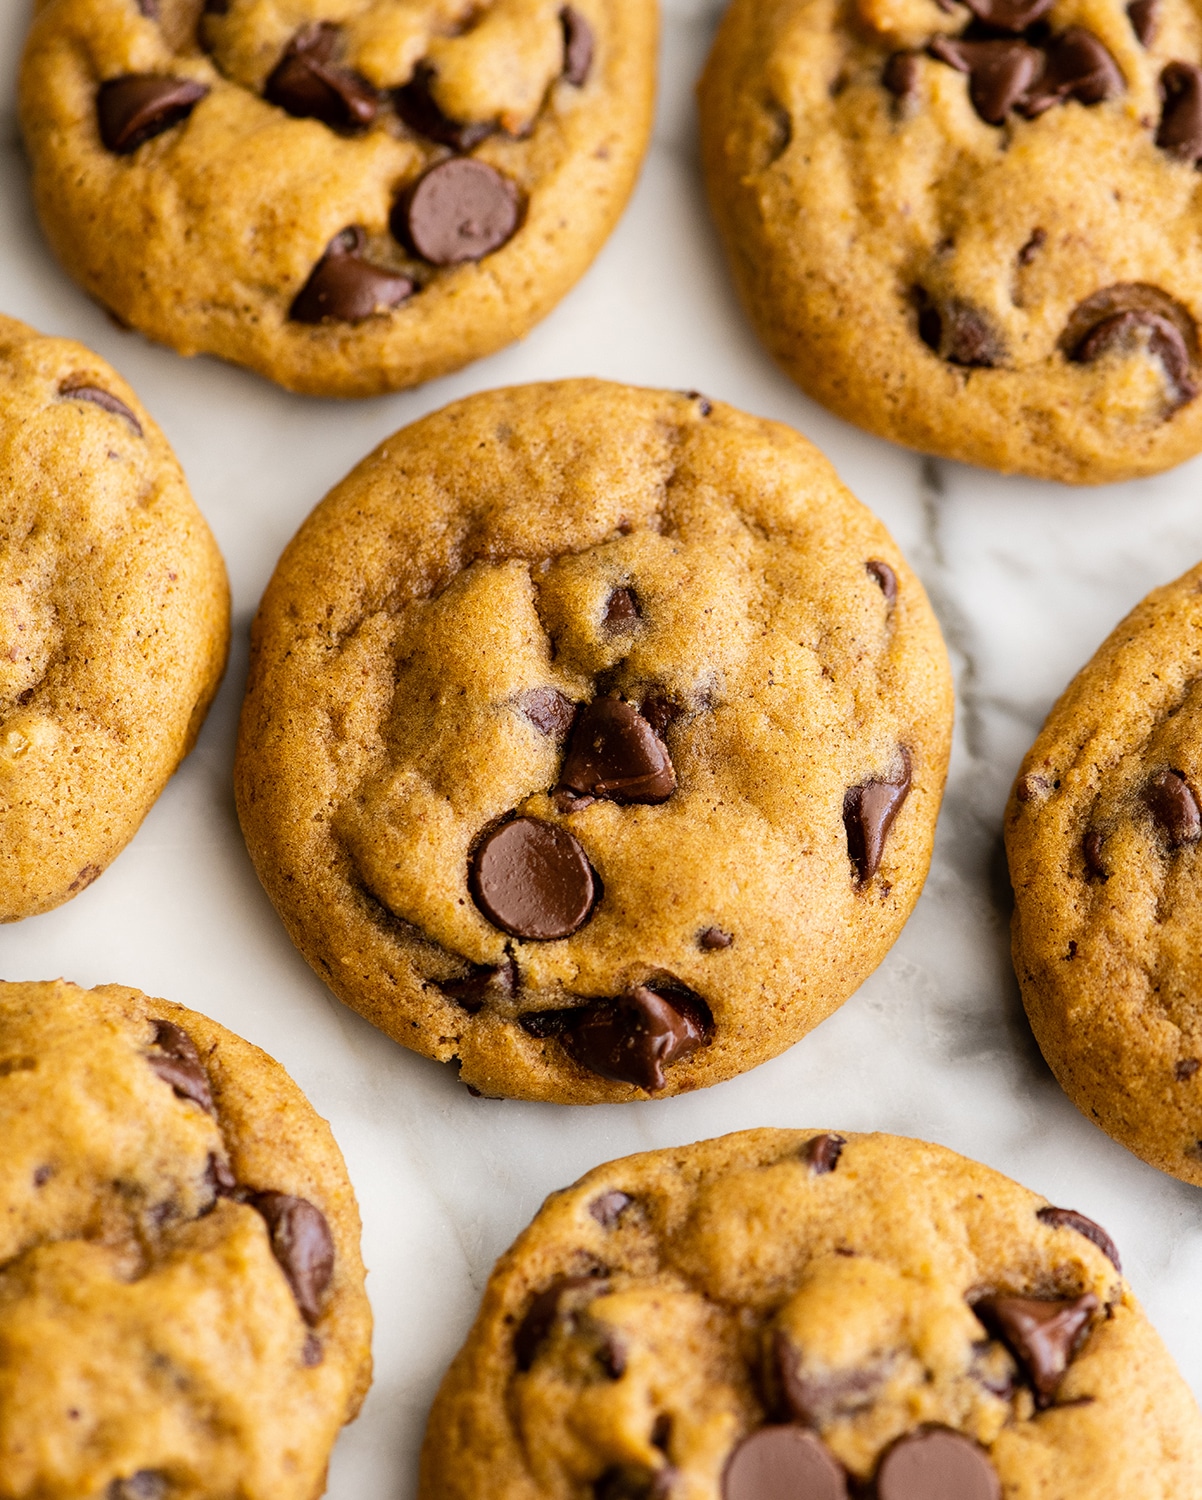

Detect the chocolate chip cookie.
xmin=19 ymin=0 xmax=656 ymax=398
xmin=0 ymin=315 xmax=228 ymax=922
xmin=0 ymin=977 xmax=372 ymax=1499
xmin=698 ymin=0 xmax=1202 ymax=484
xmin=420 ymin=1127 xmax=1202 ymax=1499
xmin=1007 ymin=560 xmax=1202 ymax=1185
xmin=235 ymin=381 xmax=953 ymax=1103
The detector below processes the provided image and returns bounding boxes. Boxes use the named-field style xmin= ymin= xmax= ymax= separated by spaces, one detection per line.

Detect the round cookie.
xmin=698 ymin=0 xmax=1202 ymax=484
xmin=0 ymin=315 xmax=228 ymax=922
xmin=420 ymin=1127 xmax=1202 ymax=1499
xmin=0 ymin=977 xmax=372 ymax=1499
xmin=1006 ymin=560 xmax=1202 ymax=1185
xmin=235 ymin=380 xmax=953 ymax=1103
xmin=19 ymin=0 xmax=656 ymax=398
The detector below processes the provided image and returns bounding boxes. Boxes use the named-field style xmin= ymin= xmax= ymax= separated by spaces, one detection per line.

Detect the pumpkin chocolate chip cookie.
xmin=0 ymin=314 xmax=228 ymax=922
xmin=1007 ymin=559 xmax=1202 ymax=1186
xmin=235 ymin=381 xmax=953 ymax=1103
xmin=419 ymin=1128 xmax=1202 ymax=1499
xmin=19 ymin=0 xmax=656 ymax=397
xmin=698 ymin=0 xmax=1202 ymax=483
xmin=0 ymin=977 xmax=372 ymax=1499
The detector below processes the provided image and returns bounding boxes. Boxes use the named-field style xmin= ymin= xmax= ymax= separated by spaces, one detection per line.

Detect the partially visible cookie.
xmin=698 ymin=0 xmax=1202 ymax=483
xmin=0 ymin=316 xmax=228 ymax=921
xmin=235 ymin=381 xmax=953 ymax=1103
xmin=0 ymin=977 xmax=372 ymax=1499
xmin=420 ymin=1128 xmax=1202 ymax=1498
xmin=19 ymin=0 xmax=656 ymax=397
xmin=1007 ymin=561 xmax=1202 ymax=1185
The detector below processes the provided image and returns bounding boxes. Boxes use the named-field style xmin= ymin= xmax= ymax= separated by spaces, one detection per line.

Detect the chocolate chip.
xmin=519 ymin=1008 xmax=573 ymax=1038
xmin=804 ymin=1133 xmax=846 ymax=1175
xmin=138 ymin=0 xmax=159 ymax=15
xmin=1018 ymin=28 xmax=1125 ymax=116
xmin=844 ymin=750 xmax=912 ymax=884
xmin=866 ymin=559 xmax=897 ymax=602
xmin=33 ymin=1164 xmax=54 ymax=1187
xmin=97 ymin=75 xmax=209 ymax=154
xmin=1128 ymin=0 xmax=1160 ymax=45
xmin=1036 ymin=1205 xmax=1122 ymax=1272
xmin=394 ymin=63 xmax=495 ymax=151
xmin=249 ymin=1192 xmax=335 ymax=1326
xmin=290 ymin=227 xmax=414 ymax=324
xmin=699 ymin=926 xmax=733 ymax=950
xmin=562 ymin=7 xmax=595 ymax=86
xmin=206 ymin=1151 xmax=237 ymax=1198
xmin=437 ymin=958 xmax=518 ymax=1014
xmin=470 ymin=817 xmax=598 ymax=939
xmin=1064 ymin=283 xmax=1198 ymax=407
xmin=107 ymin=1474 xmax=167 ymax=1500
xmin=682 ymin=389 xmax=714 ymax=415
xmin=1018 ymin=228 xmax=1046 ymax=265
xmin=876 ymin=1430 xmax=1000 ymax=1500
xmin=1083 ymin=829 xmax=1108 ymax=879
xmin=396 ymin=158 xmax=521 ymax=266
xmin=974 ymin=1293 xmax=1098 ymax=1406
xmin=604 ymin=586 xmax=641 ymax=629
xmin=652 ymin=1415 xmax=673 ymax=1452
xmin=962 ymin=0 xmax=1052 ymax=30
xmin=590 ymin=1190 xmax=633 ymax=1226
xmin=554 ymin=789 xmax=596 ymax=814
xmin=303 ymin=1332 xmax=324 ymax=1366
xmin=598 ymin=1331 xmax=627 ymax=1378
xmin=777 ymin=1333 xmax=881 ymax=1425
xmin=1157 ymin=62 xmax=1202 ymax=164
xmin=1177 ymin=1058 xmax=1201 ymax=1081
xmin=147 ymin=1019 xmax=214 ymax=1113
xmin=640 ymin=694 xmax=683 ymax=737
xmin=560 ymin=698 xmax=677 ymax=805
xmin=928 ymin=37 xmax=1041 ymax=125
xmin=561 ymin=984 xmax=709 ymax=1092
xmin=520 ymin=687 xmax=578 ymax=739
xmin=58 ymin=379 xmax=142 ymax=436
xmin=265 ymin=24 xmax=378 ymax=130
xmin=515 ymin=1274 xmax=603 ymax=1369
xmin=915 ymin=286 xmax=1005 ymax=366
xmin=1015 ymin=772 xmax=1050 ymax=802
xmin=722 ymin=1428 xmax=848 ymax=1500
xmin=883 ymin=51 xmax=922 ymax=101
xmin=1145 ymin=768 xmax=1202 ymax=846
xmin=596 ymin=1467 xmax=674 ymax=1500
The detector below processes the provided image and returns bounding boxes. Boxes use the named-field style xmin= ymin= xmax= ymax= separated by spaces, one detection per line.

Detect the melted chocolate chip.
xmin=604 ymin=586 xmax=641 ymax=629
xmin=206 ymin=1151 xmax=237 ymax=1198
xmin=596 ymin=1467 xmax=674 ymax=1500
xmin=249 ymin=1192 xmax=335 ymax=1325
xmin=1128 ymin=0 xmax=1160 ymax=44
xmin=1083 ymin=829 xmax=1108 ymax=879
xmin=915 ymin=287 xmax=1005 ymax=366
xmin=562 ymin=7 xmax=595 ymax=86
xmin=515 ymin=1274 xmax=604 ymax=1369
xmin=559 ymin=698 xmax=677 ymax=804
xmin=107 ymin=1474 xmax=167 ymax=1500
xmin=928 ymin=38 xmax=1041 ymax=125
xmin=1157 ymin=62 xmax=1202 ymax=165
xmin=470 ymin=817 xmax=598 ymax=940
xmin=396 ymin=158 xmax=521 ymax=266
xmin=560 ymin=985 xmax=709 ymax=1092
xmin=59 ymin=379 xmax=143 ymax=435
xmin=883 ymin=51 xmax=922 ymax=101
xmin=437 ymin=958 xmax=518 ymax=1014
xmin=1064 ymin=283 xmax=1198 ymax=406
xmin=1019 ymin=28 xmax=1125 ymax=116
xmin=521 ymin=687 xmax=578 ymax=739
xmin=1036 ymin=1205 xmax=1122 ymax=1272
xmin=97 ymin=75 xmax=209 ymax=154
xmin=1145 ymin=768 xmax=1202 ymax=846
xmin=875 ymin=1430 xmax=1000 ymax=1500
xmin=844 ymin=750 xmax=912 ymax=884
xmin=974 ymin=1293 xmax=1098 ymax=1406
xmin=590 ymin=1190 xmax=633 ymax=1226
xmin=1177 ymin=1057 xmax=1201 ymax=1081
xmin=804 ymin=1133 xmax=846 ymax=1175
xmin=699 ymin=926 xmax=733 ymax=950
xmin=777 ymin=1334 xmax=881 ymax=1425
xmin=722 ymin=1427 xmax=848 ymax=1500
xmin=962 ymin=0 xmax=1052 ymax=31
xmin=866 ymin=559 xmax=898 ymax=602
xmin=394 ymin=63 xmax=495 ymax=151
xmin=640 ymin=694 xmax=683 ymax=737
xmin=147 ymin=1020 xmax=214 ymax=1114
xmin=265 ymin=24 xmax=378 ymax=130
xmin=290 ymin=228 xmax=414 ymax=323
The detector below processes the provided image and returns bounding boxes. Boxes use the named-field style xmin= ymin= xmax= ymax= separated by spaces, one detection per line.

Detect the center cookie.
xmin=235 ymin=382 xmax=953 ymax=1103
xmin=19 ymin=0 xmax=655 ymax=397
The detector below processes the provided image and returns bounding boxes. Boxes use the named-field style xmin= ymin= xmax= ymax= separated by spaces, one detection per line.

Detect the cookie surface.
xmin=235 ymin=380 xmax=952 ymax=1103
xmin=19 ymin=0 xmax=656 ymax=398
xmin=420 ymin=1127 xmax=1202 ymax=1499
xmin=0 ymin=977 xmax=372 ymax=1499
xmin=1007 ymin=561 xmax=1202 ymax=1185
xmin=698 ymin=0 xmax=1202 ymax=484
xmin=0 ymin=315 xmax=228 ymax=922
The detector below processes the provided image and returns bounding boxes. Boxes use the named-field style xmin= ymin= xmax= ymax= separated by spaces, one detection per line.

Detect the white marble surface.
xmin=4 ymin=3 xmax=1202 ymax=1494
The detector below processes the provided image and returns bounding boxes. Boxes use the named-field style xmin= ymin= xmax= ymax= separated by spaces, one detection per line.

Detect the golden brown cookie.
xmin=19 ymin=0 xmax=656 ymax=398
xmin=698 ymin=0 xmax=1202 ymax=484
xmin=1006 ymin=560 xmax=1202 ymax=1185
xmin=0 ymin=314 xmax=228 ymax=922
xmin=419 ymin=1127 xmax=1202 ymax=1499
xmin=0 ymin=977 xmax=372 ymax=1500
xmin=235 ymin=380 xmax=953 ymax=1103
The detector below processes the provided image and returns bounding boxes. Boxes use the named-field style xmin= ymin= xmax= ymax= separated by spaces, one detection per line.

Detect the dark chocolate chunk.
xmin=515 ymin=1274 xmax=603 ymax=1369
xmin=394 ymin=62 xmax=495 ymax=151
xmin=1018 ymin=228 xmax=1046 ymax=265
xmin=962 ymin=0 xmax=1053 ymax=31
xmin=722 ymin=1427 xmax=848 ymax=1500
xmin=915 ymin=286 xmax=1006 ymax=366
xmin=1036 ymin=1205 xmax=1122 ymax=1272
xmin=596 ymin=1467 xmax=674 ymax=1500
xmin=875 ymin=1429 xmax=1000 ymax=1500
xmin=107 ymin=1474 xmax=167 ymax=1500
xmin=1157 ymin=61 xmax=1202 ymax=165
xmin=590 ymin=1190 xmax=633 ymax=1227
xmin=249 ymin=1192 xmax=335 ymax=1326
xmin=97 ymin=75 xmax=209 ymax=154
xmin=1018 ymin=28 xmax=1125 ymax=116
xmin=1128 ymin=0 xmax=1160 ymax=44
xmin=777 ymin=1333 xmax=881 ymax=1426
xmin=844 ymin=750 xmax=912 ymax=884
xmin=147 ymin=1019 xmax=214 ymax=1114
xmin=928 ymin=37 xmax=1041 ymax=124
xmin=640 ymin=693 xmax=683 ymax=737
xmin=58 ymin=379 xmax=142 ymax=436
xmin=699 ymin=926 xmax=733 ymax=950
xmin=1065 ymin=282 xmax=1198 ymax=406
xmin=804 ymin=1133 xmax=846 ymax=1175
xmin=1145 ymin=768 xmax=1202 ymax=846
xmin=562 ymin=7 xmax=595 ymax=86
xmin=1083 ymin=829 xmax=1108 ymax=879
xmin=1177 ymin=1057 xmax=1201 ymax=1081
xmin=290 ymin=227 xmax=414 ymax=323
xmin=437 ymin=958 xmax=518 ymax=1014
xmin=265 ymin=24 xmax=379 ymax=130
xmin=559 ymin=697 xmax=677 ymax=804
xmin=604 ymin=586 xmax=641 ymax=629
xmin=520 ymin=687 xmax=578 ymax=739
xmin=561 ymin=985 xmax=709 ymax=1092
xmin=974 ymin=1293 xmax=1098 ymax=1406
xmin=883 ymin=51 xmax=922 ymax=101
xmin=470 ymin=817 xmax=597 ymax=940
xmin=866 ymin=559 xmax=897 ymax=602
xmin=396 ymin=158 xmax=521 ymax=265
